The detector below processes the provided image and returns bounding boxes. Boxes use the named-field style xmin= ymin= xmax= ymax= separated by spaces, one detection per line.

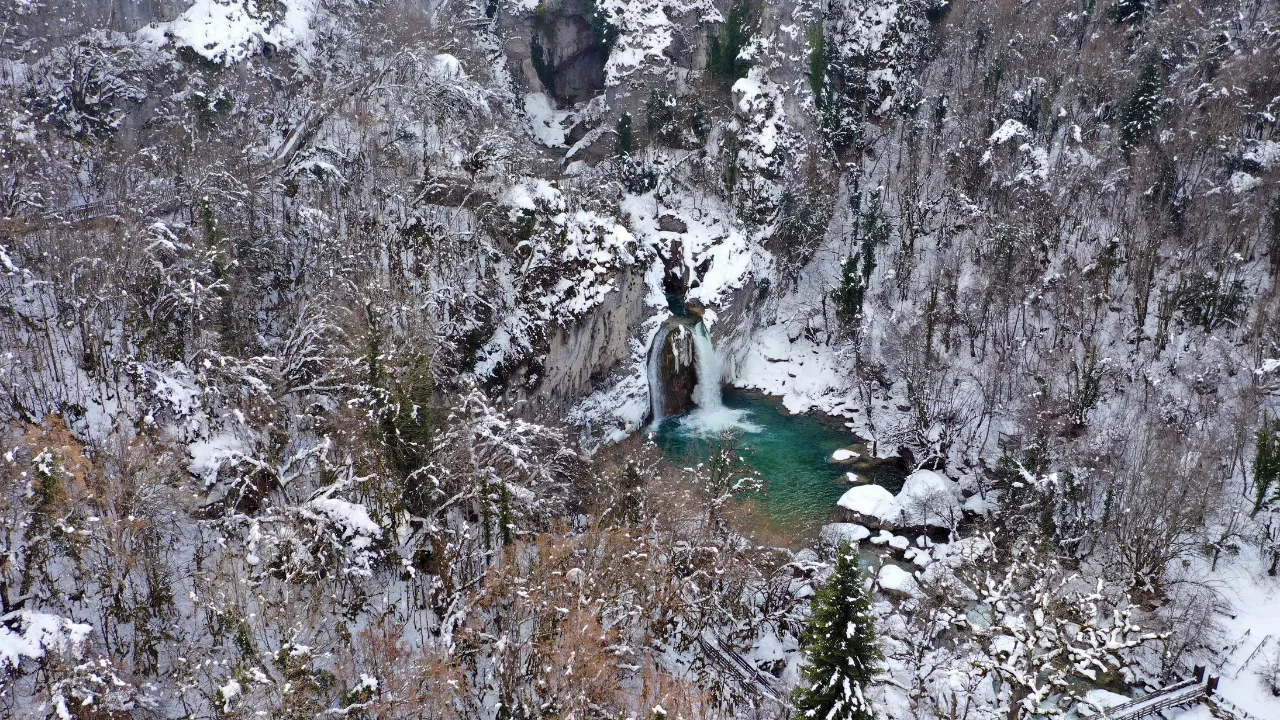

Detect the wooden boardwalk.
xmin=1080 ymin=668 xmax=1218 ymax=720
xmin=697 ymin=633 xmax=787 ymax=706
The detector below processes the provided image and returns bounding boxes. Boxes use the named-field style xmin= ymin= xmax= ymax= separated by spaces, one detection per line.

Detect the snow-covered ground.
xmin=1187 ymin=546 xmax=1280 ymax=718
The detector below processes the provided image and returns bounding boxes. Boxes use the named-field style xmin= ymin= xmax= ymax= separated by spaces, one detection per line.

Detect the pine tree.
xmin=833 ymin=253 xmax=865 ymax=324
xmin=792 ymin=544 xmax=881 ymax=720
xmin=1119 ymin=51 xmax=1164 ymax=151
xmin=1254 ymin=414 xmax=1280 ymax=516
xmin=707 ymin=1 xmax=752 ymax=81
xmin=616 ymin=113 xmax=633 ymax=155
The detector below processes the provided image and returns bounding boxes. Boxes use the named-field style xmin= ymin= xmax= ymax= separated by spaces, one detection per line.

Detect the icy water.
xmin=653 ymin=386 xmax=857 ymax=528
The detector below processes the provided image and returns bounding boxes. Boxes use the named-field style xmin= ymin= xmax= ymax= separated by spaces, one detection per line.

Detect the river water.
xmin=652 ymin=386 xmax=859 ymax=528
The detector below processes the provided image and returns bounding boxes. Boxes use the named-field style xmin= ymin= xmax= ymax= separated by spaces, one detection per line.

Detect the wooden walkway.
xmin=697 ymin=633 xmax=786 ymax=706
xmin=1080 ymin=668 xmax=1218 ymax=720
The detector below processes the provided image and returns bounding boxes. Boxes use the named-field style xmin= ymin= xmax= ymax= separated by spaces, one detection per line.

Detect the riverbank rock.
xmin=829 ymin=447 xmax=860 ymax=464
xmin=819 ymin=522 xmax=872 ymax=550
xmin=836 ymin=470 xmax=964 ymax=531
xmin=896 ymin=470 xmax=963 ymax=529
xmin=877 ymin=564 xmax=921 ymax=599
xmin=836 ymin=485 xmax=899 ymax=529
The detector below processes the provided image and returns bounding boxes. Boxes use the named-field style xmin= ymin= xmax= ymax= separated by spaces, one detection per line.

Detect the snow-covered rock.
xmin=838 ymin=484 xmax=900 ymax=528
xmin=820 ymin=522 xmax=871 ymax=549
xmin=1078 ymin=689 xmax=1130 ymax=715
xmin=838 ymin=471 xmax=963 ymax=530
xmin=877 ymin=564 xmax=921 ymax=598
xmin=895 ymin=469 xmax=962 ymax=529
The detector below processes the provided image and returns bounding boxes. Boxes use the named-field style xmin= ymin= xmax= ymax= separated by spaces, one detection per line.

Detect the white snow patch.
xmin=877 ymin=564 xmax=921 ymax=598
xmin=137 ymin=0 xmax=317 ymax=65
xmin=734 ymin=324 xmax=847 ymax=415
xmin=188 ymin=432 xmax=251 ymax=487
xmin=0 ymin=611 xmax=91 ymax=669
xmin=523 ymin=92 xmax=572 ymax=147
xmin=1243 ymin=139 xmax=1280 ymax=171
xmin=989 ymin=119 xmax=1029 ymax=145
xmin=304 ymin=498 xmax=383 ymax=548
xmin=1229 ymin=170 xmax=1262 ymax=194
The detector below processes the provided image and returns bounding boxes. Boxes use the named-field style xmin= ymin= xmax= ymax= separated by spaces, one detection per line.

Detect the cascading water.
xmin=690 ymin=322 xmax=723 ymax=412
xmin=647 ymin=322 xmax=674 ymax=425
xmin=647 ymin=315 xmax=759 ymax=434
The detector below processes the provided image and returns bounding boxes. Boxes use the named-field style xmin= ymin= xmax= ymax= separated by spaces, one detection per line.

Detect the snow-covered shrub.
xmin=413 ymin=387 xmax=586 ymax=535
xmin=958 ymin=539 xmax=1164 ymax=717
xmin=24 ymin=32 xmax=147 ymax=139
xmin=645 ymin=88 xmax=709 ymax=148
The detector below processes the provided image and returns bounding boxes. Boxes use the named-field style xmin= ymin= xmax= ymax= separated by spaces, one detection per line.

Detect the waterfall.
xmin=646 ymin=315 xmax=757 ymax=434
xmin=690 ymin=322 xmax=723 ymax=411
xmin=647 ymin=322 xmax=673 ymax=425
xmin=684 ymin=321 xmax=759 ymax=434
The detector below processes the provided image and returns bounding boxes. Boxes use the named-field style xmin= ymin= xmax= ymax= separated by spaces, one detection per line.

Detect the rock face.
xmin=649 ymin=319 xmax=698 ymax=418
xmin=500 ymin=0 xmax=608 ymax=108
xmin=523 ymin=266 xmax=649 ymax=413
xmin=23 ymin=0 xmax=184 ymax=37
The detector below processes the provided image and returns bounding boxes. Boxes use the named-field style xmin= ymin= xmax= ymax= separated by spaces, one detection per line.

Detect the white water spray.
xmin=647 ymin=322 xmax=674 ymax=425
xmin=690 ymin=322 xmax=724 ymax=412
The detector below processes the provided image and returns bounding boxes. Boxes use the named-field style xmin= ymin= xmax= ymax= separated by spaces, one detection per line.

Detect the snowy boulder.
xmin=837 ymin=484 xmax=901 ymax=529
xmin=830 ymin=447 xmax=860 ymax=463
xmin=820 ymin=523 xmax=871 ymax=549
xmin=894 ymin=470 xmax=962 ymax=530
xmin=877 ymin=564 xmax=921 ymax=599
xmin=991 ymin=634 xmax=1020 ymax=658
xmin=1078 ymin=689 xmax=1130 ymax=716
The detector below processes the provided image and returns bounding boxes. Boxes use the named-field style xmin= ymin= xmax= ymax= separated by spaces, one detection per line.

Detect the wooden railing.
xmin=696 ymin=633 xmax=786 ymax=706
xmin=1079 ymin=667 xmax=1218 ymax=720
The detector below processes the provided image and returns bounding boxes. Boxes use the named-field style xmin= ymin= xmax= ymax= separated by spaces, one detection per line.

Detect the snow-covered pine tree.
xmin=792 ymin=544 xmax=881 ymax=720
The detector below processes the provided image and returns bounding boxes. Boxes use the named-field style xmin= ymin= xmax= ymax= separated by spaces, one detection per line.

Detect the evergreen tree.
xmin=1254 ymin=414 xmax=1280 ymax=516
xmin=833 ymin=253 xmax=865 ymax=324
xmin=792 ymin=544 xmax=881 ymax=720
xmin=531 ymin=35 xmax=556 ymax=96
xmin=1107 ymin=0 xmax=1154 ymax=25
xmin=707 ymin=1 xmax=752 ymax=81
xmin=1119 ymin=52 xmax=1164 ymax=151
xmin=616 ymin=113 xmax=633 ymax=155
xmin=810 ymin=22 xmax=863 ymax=150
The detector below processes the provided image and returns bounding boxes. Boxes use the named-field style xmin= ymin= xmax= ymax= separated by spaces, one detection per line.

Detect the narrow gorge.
xmin=2 ymin=1 xmax=1279 ymax=719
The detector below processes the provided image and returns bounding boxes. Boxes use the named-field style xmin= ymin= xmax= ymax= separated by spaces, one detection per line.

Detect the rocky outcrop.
xmin=500 ymin=0 xmax=609 ymax=108
xmin=649 ymin=319 xmax=698 ymax=418
xmin=521 ymin=265 xmax=649 ymax=413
